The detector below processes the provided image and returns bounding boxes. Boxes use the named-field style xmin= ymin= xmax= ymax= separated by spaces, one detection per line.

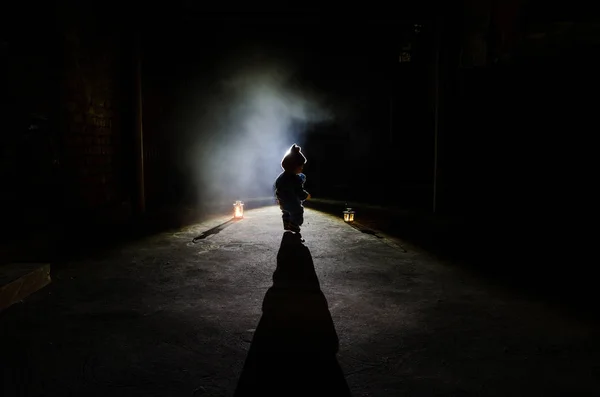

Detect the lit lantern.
xmin=343 ymin=208 xmax=355 ymax=222
xmin=233 ymin=200 xmax=244 ymax=219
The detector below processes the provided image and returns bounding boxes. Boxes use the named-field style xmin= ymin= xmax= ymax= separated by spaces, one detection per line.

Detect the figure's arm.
xmin=295 ymin=176 xmax=310 ymax=201
xmin=296 ymin=186 xmax=309 ymax=200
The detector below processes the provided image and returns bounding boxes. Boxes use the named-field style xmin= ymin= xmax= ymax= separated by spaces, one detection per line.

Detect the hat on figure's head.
xmin=281 ymin=144 xmax=307 ymax=171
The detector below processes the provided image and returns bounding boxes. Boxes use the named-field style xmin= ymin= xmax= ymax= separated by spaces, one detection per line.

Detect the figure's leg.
xmin=289 ymin=208 xmax=304 ymax=227
xmin=280 ymin=201 xmax=303 ymax=233
xmin=281 ymin=209 xmax=291 ymax=230
xmin=284 ymin=218 xmax=300 ymax=233
xmin=285 ymin=207 xmax=303 ymax=234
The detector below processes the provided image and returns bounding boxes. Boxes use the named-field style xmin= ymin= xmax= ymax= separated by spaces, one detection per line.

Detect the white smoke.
xmin=186 ymin=50 xmax=331 ymax=206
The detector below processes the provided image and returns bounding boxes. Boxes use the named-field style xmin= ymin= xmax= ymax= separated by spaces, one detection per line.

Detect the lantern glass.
xmin=343 ymin=208 xmax=355 ymax=222
xmin=234 ymin=201 xmax=244 ymax=219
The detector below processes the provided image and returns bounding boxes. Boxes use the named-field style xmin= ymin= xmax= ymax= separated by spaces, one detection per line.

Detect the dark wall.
xmin=1 ymin=2 xmax=136 ymax=239
xmin=58 ymin=3 xmax=135 ymax=223
xmin=1 ymin=4 xmax=64 ymax=236
xmin=434 ymin=1 xmax=599 ymax=262
xmin=300 ymin=19 xmax=435 ymax=209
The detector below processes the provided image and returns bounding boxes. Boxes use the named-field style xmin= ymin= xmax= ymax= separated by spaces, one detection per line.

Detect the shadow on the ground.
xmin=192 ymin=218 xmax=236 ymax=242
xmin=234 ymin=231 xmax=352 ymax=397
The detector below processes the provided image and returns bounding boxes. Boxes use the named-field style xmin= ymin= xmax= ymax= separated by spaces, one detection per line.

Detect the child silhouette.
xmin=274 ymin=144 xmax=311 ymax=236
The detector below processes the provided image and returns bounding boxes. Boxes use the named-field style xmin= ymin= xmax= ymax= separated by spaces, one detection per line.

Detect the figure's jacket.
xmin=274 ymin=171 xmax=309 ymax=210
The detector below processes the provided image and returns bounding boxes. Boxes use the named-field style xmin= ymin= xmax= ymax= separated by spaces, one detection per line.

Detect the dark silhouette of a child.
xmin=274 ymin=144 xmax=311 ymax=236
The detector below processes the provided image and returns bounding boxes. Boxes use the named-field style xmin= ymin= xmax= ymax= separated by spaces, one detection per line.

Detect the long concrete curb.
xmin=0 ymin=263 xmax=51 ymax=312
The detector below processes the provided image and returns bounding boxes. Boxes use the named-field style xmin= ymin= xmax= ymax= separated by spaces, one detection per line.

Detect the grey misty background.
xmin=144 ymin=19 xmax=404 ymax=211
xmin=175 ymin=44 xmax=333 ymax=207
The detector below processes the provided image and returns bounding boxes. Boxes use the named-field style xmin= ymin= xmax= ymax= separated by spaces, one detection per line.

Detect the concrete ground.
xmin=1 ymin=206 xmax=599 ymax=396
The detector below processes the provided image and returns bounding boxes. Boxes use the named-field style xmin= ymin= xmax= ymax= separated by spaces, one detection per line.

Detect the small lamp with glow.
xmin=343 ymin=208 xmax=355 ymax=222
xmin=233 ymin=200 xmax=244 ymax=219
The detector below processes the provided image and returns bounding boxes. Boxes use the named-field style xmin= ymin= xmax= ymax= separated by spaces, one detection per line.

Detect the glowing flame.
xmin=343 ymin=208 xmax=355 ymax=222
xmin=234 ymin=201 xmax=244 ymax=219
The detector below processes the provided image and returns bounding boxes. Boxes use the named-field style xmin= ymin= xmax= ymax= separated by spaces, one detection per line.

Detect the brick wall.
xmin=59 ymin=8 xmax=134 ymax=224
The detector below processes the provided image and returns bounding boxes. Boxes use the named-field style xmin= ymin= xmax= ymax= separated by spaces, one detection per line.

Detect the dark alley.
xmin=2 ymin=3 xmax=599 ymax=397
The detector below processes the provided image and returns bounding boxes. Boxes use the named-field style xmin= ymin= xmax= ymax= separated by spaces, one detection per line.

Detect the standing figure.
xmin=274 ymin=144 xmax=311 ymax=235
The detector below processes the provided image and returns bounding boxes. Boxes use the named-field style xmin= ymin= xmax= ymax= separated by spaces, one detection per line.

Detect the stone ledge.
xmin=0 ymin=263 xmax=51 ymax=312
